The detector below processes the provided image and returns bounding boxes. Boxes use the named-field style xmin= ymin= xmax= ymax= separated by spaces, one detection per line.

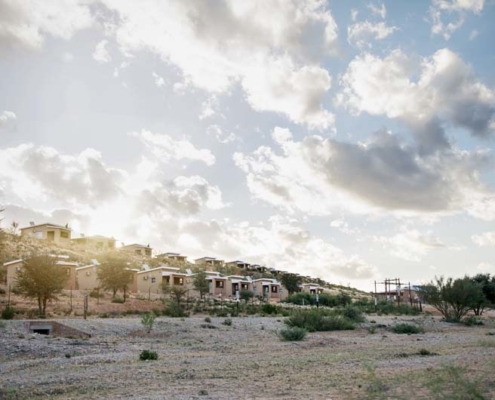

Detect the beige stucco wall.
xmin=76 ymin=266 xmax=100 ymax=291
xmin=6 ymin=261 xmax=76 ymax=290
xmin=21 ymin=226 xmax=71 ymax=243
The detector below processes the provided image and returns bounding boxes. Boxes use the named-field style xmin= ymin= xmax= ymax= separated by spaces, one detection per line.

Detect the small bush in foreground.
xmin=222 ymin=318 xmax=232 ymax=326
xmin=391 ymin=323 xmax=423 ymax=334
xmin=278 ymin=326 xmax=307 ymax=341
xmin=1 ymin=306 xmax=15 ymax=320
xmin=342 ymin=305 xmax=365 ymax=322
xmin=204 ymin=317 xmax=211 ymax=323
xmin=261 ymin=304 xmax=278 ymax=315
xmin=141 ymin=313 xmax=156 ymax=333
xmin=139 ymin=350 xmax=158 ymax=361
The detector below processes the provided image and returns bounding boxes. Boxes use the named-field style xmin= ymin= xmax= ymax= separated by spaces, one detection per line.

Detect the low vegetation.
xmin=139 ymin=350 xmax=158 ymax=361
xmin=141 ymin=313 xmax=156 ymax=333
xmin=285 ymin=309 xmax=356 ymax=332
xmin=277 ymin=326 xmax=307 ymax=341
xmin=391 ymin=323 xmax=424 ymax=334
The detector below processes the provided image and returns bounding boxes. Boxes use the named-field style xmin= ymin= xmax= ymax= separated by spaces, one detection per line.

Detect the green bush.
xmin=261 ymin=303 xmax=278 ymax=315
xmin=139 ymin=350 xmax=158 ymax=361
xmin=141 ymin=313 xmax=156 ymax=333
xmin=342 ymin=305 xmax=365 ymax=322
xmin=1 ymin=306 xmax=15 ymax=320
xmin=89 ymin=289 xmax=101 ymax=298
xmin=204 ymin=317 xmax=211 ymax=323
xmin=278 ymin=326 xmax=307 ymax=341
xmin=462 ymin=316 xmax=484 ymax=326
xmin=222 ymin=318 xmax=232 ymax=326
xmin=163 ymin=302 xmax=188 ymax=317
xmin=111 ymin=297 xmax=125 ymax=304
xmin=391 ymin=323 xmax=424 ymax=334
xmin=285 ymin=309 xmax=355 ymax=332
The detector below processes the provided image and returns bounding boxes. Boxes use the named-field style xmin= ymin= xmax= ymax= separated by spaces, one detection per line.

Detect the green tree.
xmin=421 ymin=276 xmax=485 ymax=322
xmin=471 ymin=273 xmax=495 ymax=314
xmin=97 ymin=254 xmax=133 ymax=299
xmin=193 ymin=269 xmax=209 ymax=299
xmin=16 ymin=255 xmax=68 ymax=316
xmin=279 ymin=273 xmax=302 ymax=296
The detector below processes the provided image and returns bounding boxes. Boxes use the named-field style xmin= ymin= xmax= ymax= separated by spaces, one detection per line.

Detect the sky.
xmin=0 ymin=0 xmax=495 ymax=291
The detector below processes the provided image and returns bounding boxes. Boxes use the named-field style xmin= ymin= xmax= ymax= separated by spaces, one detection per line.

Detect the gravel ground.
xmin=1 ymin=315 xmax=495 ymax=399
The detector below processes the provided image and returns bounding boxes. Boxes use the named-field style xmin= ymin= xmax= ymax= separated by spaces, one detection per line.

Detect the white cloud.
xmin=0 ymin=0 xmax=93 ymax=49
xmin=152 ymin=71 xmax=166 ymax=88
xmin=241 ymin=56 xmax=335 ymax=130
xmin=477 ymin=262 xmax=494 ymax=271
xmin=0 ymin=110 xmax=16 ymax=130
xmin=472 ymin=231 xmax=495 ymax=247
xmin=337 ymin=48 xmax=495 ymax=138
xmin=99 ymin=0 xmax=338 ymax=130
xmin=469 ymin=29 xmax=479 ymax=40
xmin=93 ymin=40 xmax=112 ymax=63
xmin=234 ymin=126 xmax=493 ymax=217
xmin=374 ymin=229 xmax=447 ymax=262
xmin=368 ymin=3 xmax=386 ymax=19
xmin=430 ymin=0 xmax=485 ymax=40
xmin=351 ymin=9 xmax=359 ymax=21
xmin=130 ymin=130 xmax=216 ymax=166
xmin=206 ymin=125 xmax=236 ymax=144
xmin=347 ymin=21 xmax=397 ymax=49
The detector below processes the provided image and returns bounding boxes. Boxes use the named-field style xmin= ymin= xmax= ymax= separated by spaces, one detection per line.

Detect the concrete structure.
xmin=75 ymin=263 xmax=100 ymax=291
xmin=135 ymin=266 xmax=196 ymax=295
xmin=120 ymin=244 xmax=152 ymax=257
xmin=225 ymin=260 xmax=251 ymax=270
xmin=194 ymin=257 xmax=224 ymax=269
xmin=207 ymin=275 xmax=229 ymax=296
xmin=226 ymin=275 xmax=253 ymax=297
xmin=5 ymin=259 xmax=78 ymax=290
xmin=253 ymin=278 xmax=288 ymax=302
xmin=20 ymin=223 xmax=71 ymax=244
xmin=300 ymin=283 xmax=324 ymax=294
xmin=156 ymin=252 xmax=187 ymax=262
xmin=72 ymin=235 xmax=116 ymax=252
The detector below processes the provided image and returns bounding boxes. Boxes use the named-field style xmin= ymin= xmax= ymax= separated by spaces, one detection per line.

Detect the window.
xmin=60 ymin=231 xmax=69 ymax=239
xmin=216 ymin=281 xmax=224 ymax=288
xmin=272 ymin=286 xmax=278 ymax=293
xmin=135 ymin=249 xmax=142 ymax=255
xmin=151 ymin=277 xmax=156 ymax=283
xmin=66 ymin=268 xmax=71 ymax=276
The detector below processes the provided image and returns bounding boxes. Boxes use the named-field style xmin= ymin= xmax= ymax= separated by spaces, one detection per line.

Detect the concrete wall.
xmin=21 ymin=226 xmax=71 ymax=243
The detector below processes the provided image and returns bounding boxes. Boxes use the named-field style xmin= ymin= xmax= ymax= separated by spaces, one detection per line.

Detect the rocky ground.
xmin=1 ymin=314 xmax=495 ymax=399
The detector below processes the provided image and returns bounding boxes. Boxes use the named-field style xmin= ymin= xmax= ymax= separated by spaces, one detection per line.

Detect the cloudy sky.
xmin=1 ymin=0 xmax=495 ymax=290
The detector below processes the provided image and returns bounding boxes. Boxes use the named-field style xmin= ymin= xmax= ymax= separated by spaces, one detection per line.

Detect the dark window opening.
xmin=32 ymin=329 xmax=50 ymax=335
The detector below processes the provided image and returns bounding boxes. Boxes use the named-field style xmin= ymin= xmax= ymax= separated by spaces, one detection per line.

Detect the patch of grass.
xmin=204 ymin=317 xmax=211 ymax=323
xmin=198 ymin=389 xmax=208 ymax=396
xmin=139 ymin=350 xmax=158 ymax=361
xmin=222 ymin=318 xmax=232 ymax=326
xmin=478 ymin=339 xmax=495 ymax=348
xmin=391 ymin=323 xmax=424 ymax=334
xmin=261 ymin=304 xmax=278 ymax=315
xmin=367 ymin=326 xmax=376 ymax=334
xmin=277 ymin=326 xmax=307 ymax=341
xmin=425 ymin=364 xmax=489 ymax=399
xmin=485 ymin=332 xmax=495 ymax=336
xmin=363 ymin=364 xmax=389 ymax=399
xmin=418 ymin=349 xmax=437 ymax=356
xmin=0 ymin=321 xmax=6 ymax=329
xmin=342 ymin=305 xmax=365 ymax=323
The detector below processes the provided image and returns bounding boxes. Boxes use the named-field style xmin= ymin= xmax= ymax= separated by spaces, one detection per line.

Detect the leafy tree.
xmin=471 ymin=274 xmax=495 ymax=314
xmin=98 ymin=254 xmax=133 ymax=299
xmin=421 ymin=276 xmax=485 ymax=322
xmin=165 ymin=285 xmax=188 ymax=307
xmin=279 ymin=273 xmax=302 ymax=295
xmin=16 ymin=255 xmax=68 ymax=316
xmin=193 ymin=269 xmax=209 ymax=299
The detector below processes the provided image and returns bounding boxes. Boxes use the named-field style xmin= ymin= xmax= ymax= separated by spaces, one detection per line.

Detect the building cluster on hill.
xmin=2 ymin=222 xmax=331 ymax=302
